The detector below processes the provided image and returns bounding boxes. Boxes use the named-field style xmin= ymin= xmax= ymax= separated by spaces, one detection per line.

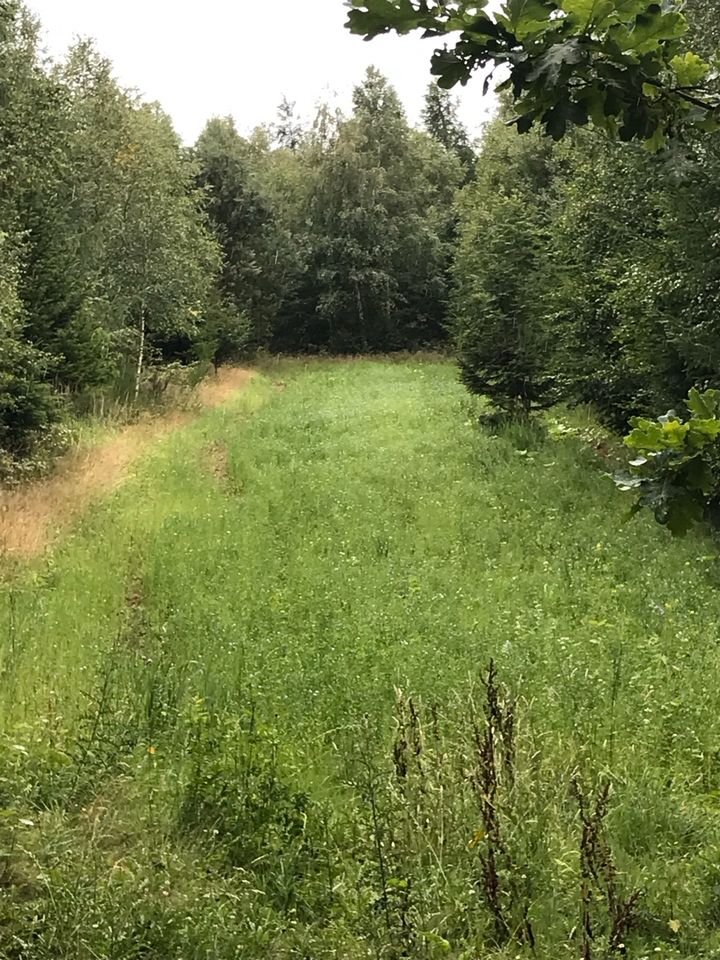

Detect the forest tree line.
xmin=0 ymin=0 xmax=467 ymax=478
xmin=2 ymin=0 xmax=720 ymax=479
xmin=452 ymin=0 xmax=720 ymax=432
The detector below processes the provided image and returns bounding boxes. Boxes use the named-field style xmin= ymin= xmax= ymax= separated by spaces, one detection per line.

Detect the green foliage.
xmin=533 ymin=133 xmax=670 ymax=428
xmin=342 ymin=68 xmax=460 ymax=349
xmin=0 ymin=333 xmax=57 ymax=460
xmin=195 ymin=117 xmax=284 ymax=350
xmin=0 ymin=233 xmax=61 ymax=474
xmin=266 ymin=69 xmax=462 ymax=352
xmin=193 ymin=290 xmax=251 ymax=366
xmin=422 ymin=82 xmax=476 ymax=180
xmin=450 ymin=16 xmax=720 ymax=434
xmin=191 ymin=70 xmax=461 ymax=357
xmin=310 ymin=69 xmax=411 ymax=351
xmin=5 ymin=360 xmax=720 ymax=956
xmin=451 ymin=119 xmax=558 ymax=413
xmin=616 ymin=388 xmax=720 ymax=535
xmin=178 ymin=710 xmax=329 ymax=915
xmin=1 ymin=1 xmax=468 ymax=467
xmin=0 ymin=9 xmax=221 ymax=464
xmin=347 ymin=0 xmax=720 ymax=149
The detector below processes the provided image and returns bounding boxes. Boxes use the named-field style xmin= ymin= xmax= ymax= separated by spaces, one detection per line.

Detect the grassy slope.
xmin=1 ymin=358 xmax=720 ymax=958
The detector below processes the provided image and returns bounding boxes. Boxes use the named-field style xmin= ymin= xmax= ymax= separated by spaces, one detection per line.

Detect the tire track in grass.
xmin=0 ymin=367 xmax=255 ymax=559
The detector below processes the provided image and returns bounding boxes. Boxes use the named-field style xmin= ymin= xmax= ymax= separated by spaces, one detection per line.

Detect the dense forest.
xmin=451 ymin=0 xmax=720 ymax=430
xmin=0 ymin=0 xmax=468 ymax=480
xmin=2 ymin=0 xmax=720 ymax=487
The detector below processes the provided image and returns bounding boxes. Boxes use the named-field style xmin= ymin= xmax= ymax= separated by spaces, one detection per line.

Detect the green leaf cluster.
xmin=615 ymin=389 xmax=720 ymax=535
xmin=347 ymin=0 xmax=720 ymax=149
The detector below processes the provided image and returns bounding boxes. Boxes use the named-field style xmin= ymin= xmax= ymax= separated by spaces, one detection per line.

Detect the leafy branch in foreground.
xmin=614 ymin=388 xmax=720 ymax=535
xmin=345 ymin=0 xmax=720 ymax=149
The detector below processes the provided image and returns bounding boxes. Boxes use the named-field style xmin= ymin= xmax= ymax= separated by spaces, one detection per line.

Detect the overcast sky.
xmin=27 ymin=0 xmax=497 ymax=146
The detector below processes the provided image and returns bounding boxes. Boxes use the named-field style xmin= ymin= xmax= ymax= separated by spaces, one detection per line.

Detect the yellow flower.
xmin=468 ymin=829 xmax=485 ymax=849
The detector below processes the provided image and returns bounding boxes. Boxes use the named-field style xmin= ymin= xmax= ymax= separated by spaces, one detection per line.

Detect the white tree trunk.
xmin=355 ymin=281 xmax=365 ymax=325
xmin=134 ymin=308 xmax=146 ymax=404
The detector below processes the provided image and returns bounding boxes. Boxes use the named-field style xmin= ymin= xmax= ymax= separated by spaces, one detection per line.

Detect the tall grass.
xmin=1 ymin=357 xmax=720 ymax=958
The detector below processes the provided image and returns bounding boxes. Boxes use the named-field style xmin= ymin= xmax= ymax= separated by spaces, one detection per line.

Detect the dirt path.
xmin=0 ymin=367 xmax=255 ymax=560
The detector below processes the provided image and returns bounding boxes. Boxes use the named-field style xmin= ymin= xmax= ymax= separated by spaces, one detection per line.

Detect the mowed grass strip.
xmin=1 ymin=358 xmax=720 ymax=958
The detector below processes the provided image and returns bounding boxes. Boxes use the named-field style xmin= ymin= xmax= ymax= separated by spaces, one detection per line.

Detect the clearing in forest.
xmin=1 ymin=358 xmax=720 ymax=959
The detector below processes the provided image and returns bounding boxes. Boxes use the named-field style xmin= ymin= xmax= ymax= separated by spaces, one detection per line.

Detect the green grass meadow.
xmin=2 ymin=358 xmax=720 ymax=958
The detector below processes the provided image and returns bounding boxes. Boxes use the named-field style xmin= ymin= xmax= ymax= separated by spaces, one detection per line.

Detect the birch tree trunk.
xmin=134 ymin=307 xmax=146 ymax=403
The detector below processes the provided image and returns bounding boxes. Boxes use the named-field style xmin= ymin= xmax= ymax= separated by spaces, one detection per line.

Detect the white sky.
xmin=27 ymin=0 xmax=497 ymax=146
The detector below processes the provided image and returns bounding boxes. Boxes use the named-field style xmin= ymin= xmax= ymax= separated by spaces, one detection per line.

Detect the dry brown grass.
xmin=204 ymin=442 xmax=230 ymax=483
xmin=0 ymin=367 xmax=255 ymax=560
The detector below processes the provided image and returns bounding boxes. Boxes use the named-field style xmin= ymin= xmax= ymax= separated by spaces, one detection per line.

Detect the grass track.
xmin=2 ymin=358 xmax=720 ymax=958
